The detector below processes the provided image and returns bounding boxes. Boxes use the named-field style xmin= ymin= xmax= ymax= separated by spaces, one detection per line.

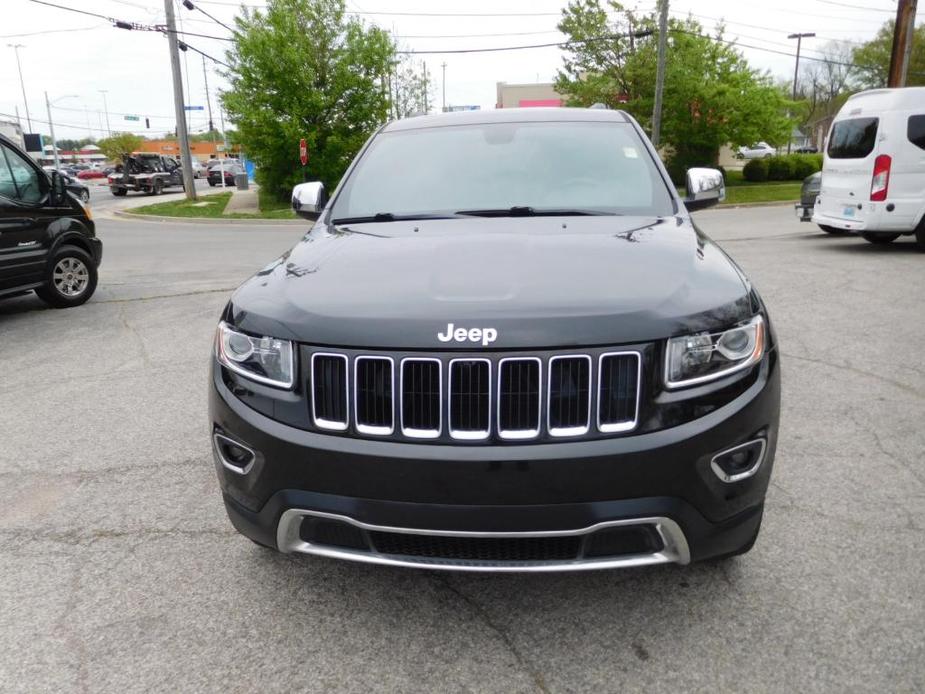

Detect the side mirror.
xmin=50 ymin=170 xmax=68 ymax=204
xmin=291 ymin=181 xmax=328 ymax=221
xmin=683 ymin=167 xmax=725 ymax=212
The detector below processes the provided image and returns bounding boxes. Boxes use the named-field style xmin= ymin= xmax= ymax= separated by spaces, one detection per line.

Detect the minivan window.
xmin=908 ymin=115 xmax=925 ymax=151
xmin=0 ymin=143 xmax=45 ymax=204
xmin=827 ymin=117 xmax=879 ymax=159
xmin=332 ymin=121 xmax=674 ymax=220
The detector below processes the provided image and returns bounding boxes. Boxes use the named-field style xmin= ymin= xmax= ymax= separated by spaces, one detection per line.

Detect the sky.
xmin=0 ymin=0 xmax=915 ymax=140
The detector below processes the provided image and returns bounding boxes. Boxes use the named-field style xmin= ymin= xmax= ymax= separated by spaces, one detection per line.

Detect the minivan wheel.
xmin=915 ymin=220 xmax=925 ymax=252
xmin=35 ymin=247 xmax=98 ymax=308
xmin=862 ymin=232 xmax=900 ymax=244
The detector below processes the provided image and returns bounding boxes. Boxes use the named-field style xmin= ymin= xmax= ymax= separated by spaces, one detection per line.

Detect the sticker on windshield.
xmin=623 ymin=147 xmax=639 ymax=159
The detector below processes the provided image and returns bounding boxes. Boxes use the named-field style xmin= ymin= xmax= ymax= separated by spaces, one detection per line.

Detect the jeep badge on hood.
xmin=437 ymin=323 xmax=498 ymax=346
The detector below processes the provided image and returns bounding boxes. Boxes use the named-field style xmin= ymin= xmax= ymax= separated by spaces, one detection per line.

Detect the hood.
xmin=229 ymin=216 xmax=752 ymax=349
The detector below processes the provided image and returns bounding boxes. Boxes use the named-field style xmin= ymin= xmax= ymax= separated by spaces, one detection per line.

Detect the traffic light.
xmin=145 ymin=117 xmax=150 ymax=129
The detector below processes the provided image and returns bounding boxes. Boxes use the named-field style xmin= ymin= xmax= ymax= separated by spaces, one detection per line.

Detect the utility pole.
xmin=787 ymin=32 xmax=815 ymax=154
xmin=8 ymin=44 xmax=33 ymax=132
xmin=164 ymin=0 xmax=196 ymax=200
xmin=441 ymin=62 xmax=447 ymax=112
xmin=99 ymin=90 xmax=111 ymax=136
xmin=423 ymin=61 xmax=429 ymax=113
xmin=888 ymin=0 xmax=918 ymax=87
xmin=651 ymin=0 xmax=669 ymax=148
xmin=202 ymin=55 xmax=215 ymax=137
xmin=45 ymin=92 xmax=60 ymax=171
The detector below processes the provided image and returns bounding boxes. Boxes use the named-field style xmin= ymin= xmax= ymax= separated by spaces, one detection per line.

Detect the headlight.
xmin=216 ymin=321 xmax=294 ymax=388
xmin=665 ymin=315 xmax=765 ymax=388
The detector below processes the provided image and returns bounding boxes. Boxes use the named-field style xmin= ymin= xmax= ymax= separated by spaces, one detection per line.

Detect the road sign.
xmin=184 ymin=105 xmax=204 ymax=111
xmin=124 ymin=115 xmax=140 ymax=121
xmin=299 ymin=138 xmax=308 ymax=166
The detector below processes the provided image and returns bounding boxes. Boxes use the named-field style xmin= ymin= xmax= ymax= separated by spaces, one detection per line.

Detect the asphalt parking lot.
xmin=1 ymin=206 xmax=922 ymax=693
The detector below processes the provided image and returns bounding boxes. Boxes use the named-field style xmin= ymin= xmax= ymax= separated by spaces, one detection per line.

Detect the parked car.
xmin=61 ymin=173 xmax=90 ymax=202
xmin=794 ymin=145 xmax=818 ymax=154
xmin=209 ymin=108 xmax=779 ymax=572
xmin=207 ymin=161 xmax=243 ymax=186
xmin=189 ymin=160 xmax=205 ymax=179
xmin=813 ymin=87 xmax=925 ymax=249
xmin=76 ymin=169 xmax=105 ymax=180
xmin=0 ymin=133 xmax=102 ymax=307
xmin=736 ymin=142 xmax=776 ymax=159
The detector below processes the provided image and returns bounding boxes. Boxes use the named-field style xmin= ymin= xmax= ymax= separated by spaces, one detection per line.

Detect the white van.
xmin=812 ymin=87 xmax=925 ymax=249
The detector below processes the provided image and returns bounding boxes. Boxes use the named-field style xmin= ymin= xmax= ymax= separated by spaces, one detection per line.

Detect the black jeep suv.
xmin=209 ymin=108 xmax=780 ymax=572
xmin=0 ymin=134 xmax=101 ymax=308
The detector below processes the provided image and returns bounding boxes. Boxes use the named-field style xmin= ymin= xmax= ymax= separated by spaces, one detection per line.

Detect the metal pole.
xmin=441 ymin=62 xmax=447 ymax=112
xmin=423 ymin=61 xmax=428 ymax=113
xmin=202 ymin=55 xmax=215 ymax=136
xmin=787 ymin=32 xmax=815 ymax=154
xmin=45 ymin=91 xmax=60 ymax=171
xmin=99 ymin=90 xmax=111 ymax=136
xmin=651 ymin=0 xmax=669 ymax=148
xmin=218 ymin=106 xmax=227 ymax=189
xmin=164 ymin=0 xmax=196 ymax=200
xmin=888 ymin=0 xmax=918 ymax=87
xmin=8 ymin=44 xmax=33 ymax=132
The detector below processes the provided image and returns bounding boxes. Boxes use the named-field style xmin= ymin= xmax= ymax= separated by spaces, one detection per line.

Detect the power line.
xmin=180 ymin=0 xmax=238 ymax=33
xmin=813 ymin=0 xmax=896 ymax=11
xmin=0 ymin=25 xmax=105 ymax=39
xmin=178 ymin=38 xmax=231 ymax=68
xmin=396 ymin=30 xmax=652 ymax=55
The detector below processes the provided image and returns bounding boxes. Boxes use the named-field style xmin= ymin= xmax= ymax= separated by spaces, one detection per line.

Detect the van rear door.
xmin=817 ymin=116 xmax=879 ymax=225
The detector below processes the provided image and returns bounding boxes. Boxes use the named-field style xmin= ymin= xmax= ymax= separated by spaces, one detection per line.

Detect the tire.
xmin=916 ymin=221 xmax=925 ymax=252
xmin=153 ymin=179 xmax=164 ymax=195
xmin=818 ymin=224 xmax=844 ymax=234
xmin=862 ymin=232 xmax=900 ymax=244
xmin=35 ymin=246 xmax=98 ymax=309
xmin=111 ymin=188 xmax=127 ymax=197
xmin=209 ymin=181 xmax=216 ymax=187
xmin=80 ymin=189 xmax=90 ymax=202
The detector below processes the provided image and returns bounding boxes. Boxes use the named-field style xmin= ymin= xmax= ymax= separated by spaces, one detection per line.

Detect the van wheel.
xmin=862 ymin=232 xmax=900 ymax=244
xmin=916 ymin=222 xmax=925 ymax=252
xmin=35 ymin=246 xmax=98 ymax=308
xmin=111 ymin=188 xmax=127 ymax=197
xmin=818 ymin=225 xmax=844 ymax=234
xmin=153 ymin=179 xmax=164 ymax=195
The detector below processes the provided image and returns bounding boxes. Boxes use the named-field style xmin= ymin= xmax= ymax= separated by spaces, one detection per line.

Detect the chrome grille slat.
xmin=308 ymin=349 xmax=641 ymax=441
xmin=354 ymin=356 xmax=394 ymax=435
xmin=401 ymin=358 xmax=442 ymax=438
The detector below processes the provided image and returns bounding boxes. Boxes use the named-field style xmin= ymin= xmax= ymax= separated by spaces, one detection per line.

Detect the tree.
xmin=55 ymin=137 xmax=96 ymax=152
xmin=852 ymin=21 xmax=925 ymax=88
xmin=96 ymin=133 xmax=144 ymax=161
xmin=555 ymin=1 xmax=791 ymax=179
xmin=390 ymin=55 xmax=431 ymax=119
xmin=222 ymin=0 xmax=394 ymax=200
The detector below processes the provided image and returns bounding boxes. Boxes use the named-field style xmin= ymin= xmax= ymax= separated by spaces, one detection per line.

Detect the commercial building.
xmin=141 ymin=139 xmax=239 ymax=162
xmin=496 ymin=82 xmax=564 ymax=109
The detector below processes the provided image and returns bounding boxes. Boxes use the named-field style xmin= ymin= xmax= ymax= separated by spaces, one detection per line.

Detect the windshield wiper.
xmin=455 ymin=206 xmax=615 ymax=217
xmin=331 ymin=212 xmax=460 ymax=224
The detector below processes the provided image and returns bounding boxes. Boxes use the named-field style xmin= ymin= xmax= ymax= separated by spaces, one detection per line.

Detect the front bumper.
xmin=209 ymin=349 xmax=780 ymax=570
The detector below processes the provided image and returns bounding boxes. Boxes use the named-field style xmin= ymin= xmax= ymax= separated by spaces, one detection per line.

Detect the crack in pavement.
xmin=430 ymin=573 xmax=550 ymax=694
xmin=93 ymin=287 xmax=237 ymax=305
xmin=781 ymin=351 xmax=924 ymax=399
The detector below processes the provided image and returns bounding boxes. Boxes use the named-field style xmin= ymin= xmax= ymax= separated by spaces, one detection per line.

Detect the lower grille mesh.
xmin=369 ymin=532 xmax=581 ymax=562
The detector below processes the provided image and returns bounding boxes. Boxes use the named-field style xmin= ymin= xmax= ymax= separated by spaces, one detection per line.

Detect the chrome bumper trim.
xmin=276 ymin=509 xmax=690 ymax=572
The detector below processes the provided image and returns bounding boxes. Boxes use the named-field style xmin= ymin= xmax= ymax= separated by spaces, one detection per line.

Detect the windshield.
xmin=331 ymin=120 xmax=674 ymax=220
xmin=827 ymin=117 xmax=879 ymax=159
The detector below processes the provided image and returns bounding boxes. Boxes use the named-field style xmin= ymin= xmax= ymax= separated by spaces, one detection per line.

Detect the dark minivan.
xmin=0 ymin=134 xmax=101 ymax=308
xmin=210 ymin=108 xmax=780 ymax=572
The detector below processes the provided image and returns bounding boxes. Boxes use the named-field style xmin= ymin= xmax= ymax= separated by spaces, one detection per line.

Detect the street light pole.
xmin=651 ymin=0 xmax=669 ymax=148
xmin=787 ymin=32 xmax=815 ymax=154
xmin=45 ymin=92 xmax=78 ymax=170
xmin=8 ymin=44 xmax=33 ymax=132
xmin=441 ymin=62 xmax=447 ymax=112
xmin=164 ymin=0 xmax=197 ymax=200
xmin=99 ymin=90 xmax=111 ymax=136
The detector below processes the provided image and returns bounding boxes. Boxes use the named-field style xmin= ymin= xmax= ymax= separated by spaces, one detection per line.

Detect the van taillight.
xmin=870 ymin=154 xmax=891 ymax=202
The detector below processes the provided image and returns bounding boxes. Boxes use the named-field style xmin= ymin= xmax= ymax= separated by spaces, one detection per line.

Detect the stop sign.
xmin=299 ymin=138 xmax=308 ymax=166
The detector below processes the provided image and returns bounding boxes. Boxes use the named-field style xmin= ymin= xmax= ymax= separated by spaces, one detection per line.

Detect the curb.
xmin=112 ymin=209 xmax=306 ymax=226
xmin=716 ymin=200 xmax=796 ymax=210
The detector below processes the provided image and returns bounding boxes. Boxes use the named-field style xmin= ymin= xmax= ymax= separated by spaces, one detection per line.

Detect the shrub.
xmin=791 ymin=154 xmax=819 ymax=180
xmin=767 ymin=156 xmax=794 ymax=181
xmin=743 ymin=158 xmax=769 ymax=182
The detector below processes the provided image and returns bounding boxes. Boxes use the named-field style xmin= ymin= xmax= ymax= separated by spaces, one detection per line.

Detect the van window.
xmin=908 ymin=115 xmax=925 ymax=151
xmin=0 ymin=142 xmax=45 ymax=204
xmin=827 ymin=117 xmax=879 ymax=159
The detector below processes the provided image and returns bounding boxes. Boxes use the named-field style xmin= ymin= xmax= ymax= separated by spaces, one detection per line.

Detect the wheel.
xmin=111 ymin=188 xmax=127 ymax=197
xmin=916 ymin=220 xmax=925 ymax=252
xmin=209 ymin=181 xmax=216 ymax=187
xmin=80 ymin=189 xmax=90 ymax=202
xmin=35 ymin=246 xmax=98 ymax=308
xmin=763 ymin=153 xmax=773 ymax=158
xmin=862 ymin=232 xmax=900 ymax=244
xmin=818 ymin=224 xmax=844 ymax=234
xmin=153 ymin=179 xmax=164 ymax=195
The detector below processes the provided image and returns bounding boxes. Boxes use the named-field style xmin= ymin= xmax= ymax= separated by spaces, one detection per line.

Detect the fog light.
xmin=710 ymin=439 xmax=766 ymax=483
xmin=212 ymin=431 xmax=256 ymax=475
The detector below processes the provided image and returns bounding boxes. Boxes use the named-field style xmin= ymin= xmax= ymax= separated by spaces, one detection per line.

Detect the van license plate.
xmin=843 ymin=206 xmax=855 ymax=218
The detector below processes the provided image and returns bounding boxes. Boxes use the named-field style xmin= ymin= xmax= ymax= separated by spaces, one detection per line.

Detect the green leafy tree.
xmin=852 ymin=21 xmax=925 ymax=88
xmin=390 ymin=55 xmax=432 ymax=118
xmin=222 ymin=0 xmax=394 ymax=200
xmin=555 ymin=1 xmax=791 ymax=179
xmin=96 ymin=133 xmax=144 ymax=161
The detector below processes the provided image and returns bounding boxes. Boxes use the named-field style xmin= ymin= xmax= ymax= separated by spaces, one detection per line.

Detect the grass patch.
xmin=130 ymin=192 xmax=232 ymax=218
xmin=721 ymin=183 xmax=801 ymax=205
xmin=224 ymin=189 xmax=296 ymax=220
